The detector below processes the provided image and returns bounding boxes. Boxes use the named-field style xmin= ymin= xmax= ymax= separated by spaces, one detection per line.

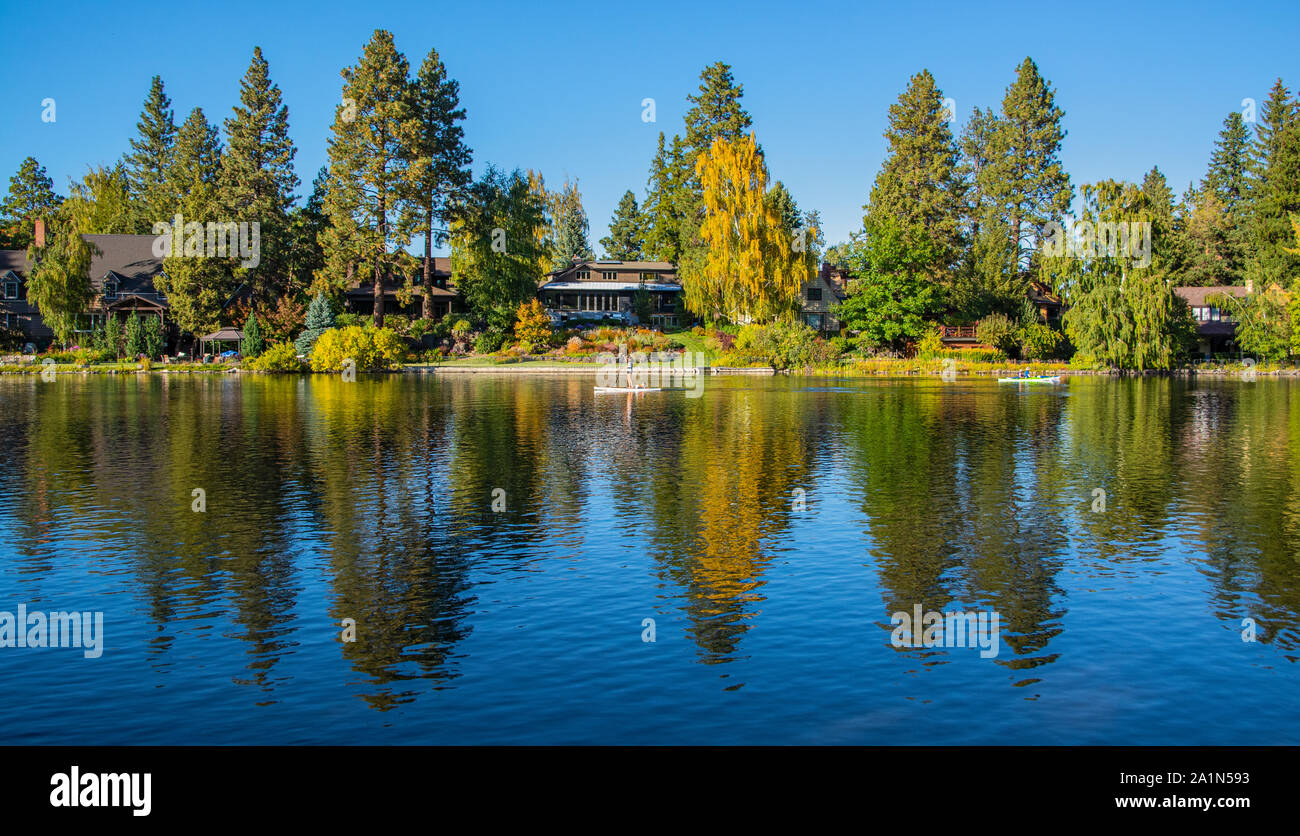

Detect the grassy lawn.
xmin=663 ymin=329 xmax=717 ymax=361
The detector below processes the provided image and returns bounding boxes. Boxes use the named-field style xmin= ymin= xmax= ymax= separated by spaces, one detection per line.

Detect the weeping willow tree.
xmin=1045 ymin=180 xmax=1196 ymax=370
xmin=681 ymin=133 xmax=813 ymax=323
xmin=26 ymin=209 xmax=95 ymax=345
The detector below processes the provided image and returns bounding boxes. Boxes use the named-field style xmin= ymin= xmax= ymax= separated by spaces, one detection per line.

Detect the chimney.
xmin=34 ymin=218 xmax=45 ymax=248
xmin=1246 ymin=278 xmax=1254 ymax=294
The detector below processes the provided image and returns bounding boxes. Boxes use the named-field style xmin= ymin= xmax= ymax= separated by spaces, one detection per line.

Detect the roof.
xmin=547 ymin=259 xmax=677 ymax=278
xmin=1174 ymin=286 xmax=1251 ymax=307
xmin=83 ymin=234 xmax=164 ymax=294
xmin=541 ymin=281 xmax=682 ymax=292
xmin=0 ymin=250 xmax=33 ymax=274
xmin=200 ymin=328 xmax=244 ymax=341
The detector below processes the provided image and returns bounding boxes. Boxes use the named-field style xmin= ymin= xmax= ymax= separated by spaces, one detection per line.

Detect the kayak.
xmin=594 ymin=386 xmax=662 ymax=393
xmin=998 ymin=376 xmax=1062 ymax=384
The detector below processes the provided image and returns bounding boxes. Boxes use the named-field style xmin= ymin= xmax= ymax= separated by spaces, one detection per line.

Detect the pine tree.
xmin=954 ymin=107 xmax=1012 ymax=317
xmin=295 ymin=291 xmax=335 ymax=355
xmin=1 ymin=157 xmax=62 ymax=249
xmin=548 ymin=178 xmax=592 ymax=270
xmin=124 ymin=76 xmax=177 ymax=231
xmin=863 ymin=70 xmax=965 ymax=277
xmin=641 ymin=132 xmax=692 ymax=263
xmin=985 ymin=58 xmax=1072 ymax=285
xmin=324 ymin=29 xmax=421 ymax=328
xmin=600 ymin=190 xmax=644 ymax=260
xmin=684 ymin=62 xmax=753 ymax=158
xmin=404 ymin=46 xmax=473 ymax=319
xmin=156 ymin=108 xmax=235 ymax=340
xmin=221 ymin=47 xmax=300 ymax=306
xmin=1247 ymin=81 xmax=1300 ymax=289
xmin=288 ymin=167 xmax=329 ymax=294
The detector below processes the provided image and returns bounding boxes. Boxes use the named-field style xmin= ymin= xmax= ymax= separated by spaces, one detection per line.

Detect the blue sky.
xmin=2 ymin=0 xmax=1297 ymax=252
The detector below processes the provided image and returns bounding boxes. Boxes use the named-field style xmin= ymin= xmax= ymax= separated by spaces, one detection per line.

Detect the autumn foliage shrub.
xmin=310 ymin=326 xmax=407 ymax=371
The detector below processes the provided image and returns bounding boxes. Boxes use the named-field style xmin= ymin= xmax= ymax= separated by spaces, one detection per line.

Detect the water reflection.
xmin=1 ymin=374 xmax=1299 ymax=731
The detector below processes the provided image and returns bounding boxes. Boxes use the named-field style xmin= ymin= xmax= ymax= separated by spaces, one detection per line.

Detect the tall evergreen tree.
xmin=156 ymin=108 xmax=235 ymax=341
xmin=683 ymin=62 xmax=753 ymax=157
xmin=404 ymin=46 xmax=472 ymax=319
xmin=1247 ymin=80 xmax=1300 ymax=289
xmin=548 ymin=178 xmax=592 ymax=270
xmin=0 ymin=156 xmax=62 ymax=248
xmin=641 ymin=132 xmax=692 ymax=263
xmin=124 ymin=76 xmax=177 ymax=231
xmin=863 ymin=70 xmax=965 ymax=276
xmin=600 ymin=190 xmax=644 ymax=260
xmin=221 ymin=46 xmax=300 ymax=306
xmin=324 ymin=29 xmax=421 ymax=327
xmin=985 ymin=58 xmax=1072 ymax=284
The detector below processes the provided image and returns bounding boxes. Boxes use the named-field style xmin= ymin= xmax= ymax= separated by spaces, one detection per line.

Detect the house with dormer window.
xmin=0 ymin=232 xmax=178 ymax=350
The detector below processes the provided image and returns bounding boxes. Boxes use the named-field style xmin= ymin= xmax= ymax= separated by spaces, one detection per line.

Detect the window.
xmin=1209 ymin=307 xmax=1220 ymax=321
xmin=641 ymin=273 xmax=657 ymax=282
xmin=3 ymin=280 xmax=16 ymax=299
xmin=602 ymin=271 xmax=617 ymax=281
xmin=806 ymin=287 xmax=822 ymax=302
xmin=575 ymin=270 xmax=590 ymax=281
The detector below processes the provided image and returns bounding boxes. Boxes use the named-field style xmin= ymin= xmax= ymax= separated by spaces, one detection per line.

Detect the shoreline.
xmin=2 ymin=362 xmax=1294 ymax=378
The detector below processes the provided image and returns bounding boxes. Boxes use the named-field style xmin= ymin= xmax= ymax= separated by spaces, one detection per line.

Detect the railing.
xmin=939 ymin=324 xmax=978 ymax=340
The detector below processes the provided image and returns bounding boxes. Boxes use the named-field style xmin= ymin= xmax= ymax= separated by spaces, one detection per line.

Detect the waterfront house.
xmin=0 ymin=229 xmax=175 ymax=351
xmin=344 ymin=256 xmax=459 ymax=319
xmin=1173 ymin=285 xmax=1252 ymax=357
xmin=539 ymin=259 xmax=681 ymax=326
xmin=800 ymin=263 xmax=849 ymax=332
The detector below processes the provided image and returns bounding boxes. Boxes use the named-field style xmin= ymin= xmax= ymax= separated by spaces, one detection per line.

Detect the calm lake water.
xmin=1 ymin=373 xmax=1298 ymax=744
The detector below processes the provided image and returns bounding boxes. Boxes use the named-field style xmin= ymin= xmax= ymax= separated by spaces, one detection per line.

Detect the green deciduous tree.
xmin=449 ymin=166 xmax=547 ymax=331
xmin=1052 ymin=180 xmax=1195 ymax=370
xmin=25 ymin=209 xmax=93 ymax=345
xmin=833 ymin=216 xmax=941 ymax=350
xmin=65 ymin=164 xmax=133 ymax=234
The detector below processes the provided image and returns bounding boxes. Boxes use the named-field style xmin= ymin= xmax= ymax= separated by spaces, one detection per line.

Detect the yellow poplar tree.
xmin=684 ymin=134 xmax=812 ymax=323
